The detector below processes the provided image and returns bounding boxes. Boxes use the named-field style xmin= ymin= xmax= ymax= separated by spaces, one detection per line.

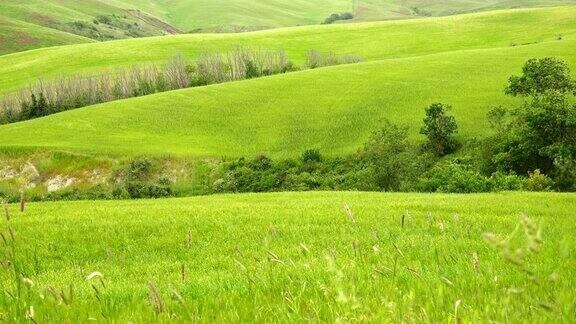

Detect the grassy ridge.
xmin=0 ymin=38 xmax=573 ymax=157
xmin=106 ymin=0 xmax=576 ymax=30
xmin=0 ymin=16 xmax=93 ymax=56
xmin=1 ymin=191 xmax=575 ymax=321
xmin=0 ymin=6 xmax=574 ymax=94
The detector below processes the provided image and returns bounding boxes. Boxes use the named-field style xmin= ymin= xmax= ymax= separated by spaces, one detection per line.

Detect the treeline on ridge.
xmin=0 ymin=48 xmax=362 ymax=125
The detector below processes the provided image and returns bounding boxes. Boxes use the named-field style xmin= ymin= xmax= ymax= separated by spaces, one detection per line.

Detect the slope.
xmin=2 ymin=1 xmax=576 ymax=55
xmin=0 ymin=6 xmax=574 ymax=94
xmin=0 ymin=38 xmax=573 ymax=157
xmin=0 ymin=0 xmax=181 ymax=54
xmin=106 ymin=0 xmax=576 ymax=31
xmin=0 ymin=16 xmax=94 ymax=56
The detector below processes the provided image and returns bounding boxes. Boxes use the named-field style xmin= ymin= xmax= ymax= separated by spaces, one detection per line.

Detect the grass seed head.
xmin=342 ymin=203 xmax=355 ymax=223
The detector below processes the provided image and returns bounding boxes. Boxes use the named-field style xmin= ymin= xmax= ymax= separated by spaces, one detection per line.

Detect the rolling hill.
xmin=1 ymin=0 xmax=575 ymax=55
xmin=0 ymin=7 xmax=574 ymax=158
xmin=0 ymin=6 xmax=574 ymax=94
xmin=0 ymin=38 xmax=573 ymax=157
xmin=0 ymin=0 xmax=181 ymax=55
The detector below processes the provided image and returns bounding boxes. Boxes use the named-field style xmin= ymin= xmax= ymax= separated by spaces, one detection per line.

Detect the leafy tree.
xmin=363 ymin=120 xmax=416 ymax=191
xmin=505 ymin=57 xmax=576 ymax=97
xmin=485 ymin=57 xmax=576 ymax=190
xmin=420 ymin=103 xmax=458 ymax=156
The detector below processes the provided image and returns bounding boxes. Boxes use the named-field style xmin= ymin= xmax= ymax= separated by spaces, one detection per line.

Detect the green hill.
xmin=1 ymin=0 xmax=575 ymax=55
xmin=0 ymin=41 xmax=573 ymax=157
xmin=0 ymin=6 xmax=574 ymax=94
xmin=0 ymin=16 xmax=94 ymax=56
xmin=0 ymin=7 xmax=574 ymax=157
xmin=0 ymin=0 xmax=181 ymax=55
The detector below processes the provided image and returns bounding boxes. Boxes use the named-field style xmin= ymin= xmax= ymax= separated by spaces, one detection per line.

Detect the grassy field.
xmin=1 ymin=6 xmax=575 ymax=94
xmin=0 ymin=7 xmax=571 ymax=159
xmin=1 ymin=191 xmax=574 ymax=321
xmin=0 ymin=7 xmax=574 ymax=157
xmin=0 ymin=37 xmax=573 ymax=157
xmin=2 ymin=1 xmax=574 ymax=55
xmin=0 ymin=16 xmax=93 ymax=56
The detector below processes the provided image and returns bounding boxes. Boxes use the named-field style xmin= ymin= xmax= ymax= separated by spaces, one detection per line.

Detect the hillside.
xmin=0 ymin=6 xmax=574 ymax=94
xmin=2 ymin=191 xmax=575 ymax=321
xmin=0 ymin=16 xmax=94 ymax=56
xmin=0 ymin=0 xmax=181 ymax=55
xmin=0 ymin=39 xmax=573 ymax=157
xmin=0 ymin=7 xmax=574 ymax=157
xmin=1 ymin=0 xmax=575 ymax=55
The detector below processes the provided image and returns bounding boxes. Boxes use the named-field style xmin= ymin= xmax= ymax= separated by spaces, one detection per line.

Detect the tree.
xmin=420 ymin=103 xmax=458 ymax=156
xmin=505 ymin=57 xmax=576 ymax=97
xmin=485 ymin=57 xmax=576 ymax=190
xmin=363 ymin=120 xmax=416 ymax=191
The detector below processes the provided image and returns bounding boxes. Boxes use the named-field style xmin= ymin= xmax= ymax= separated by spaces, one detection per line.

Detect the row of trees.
xmin=0 ymin=48 xmax=363 ymax=125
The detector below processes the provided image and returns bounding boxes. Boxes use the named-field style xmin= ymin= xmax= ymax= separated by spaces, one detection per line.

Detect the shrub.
xmin=522 ymin=169 xmax=554 ymax=191
xmin=127 ymin=158 xmax=154 ymax=181
xmin=301 ymin=149 xmax=322 ymax=163
xmin=417 ymin=161 xmax=491 ymax=193
xmin=305 ymin=50 xmax=362 ymax=69
xmin=420 ymin=103 xmax=459 ymax=156
xmin=363 ymin=120 xmax=417 ymax=191
xmin=489 ymin=172 xmax=524 ymax=191
xmin=322 ymin=12 xmax=354 ymax=24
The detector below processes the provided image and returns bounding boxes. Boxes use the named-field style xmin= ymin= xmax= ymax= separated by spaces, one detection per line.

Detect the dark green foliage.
xmin=417 ymin=161 xmax=492 ymax=193
xmin=505 ymin=57 xmax=576 ymax=97
xmin=127 ymin=158 xmax=154 ymax=181
xmin=122 ymin=158 xmax=173 ymax=198
xmin=322 ymin=12 xmax=354 ymax=24
xmin=484 ymin=57 xmax=576 ymax=190
xmin=420 ymin=103 xmax=458 ymax=156
xmin=301 ymin=149 xmax=322 ymax=163
xmin=363 ymin=121 xmax=420 ymax=191
xmin=21 ymin=93 xmax=51 ymax=120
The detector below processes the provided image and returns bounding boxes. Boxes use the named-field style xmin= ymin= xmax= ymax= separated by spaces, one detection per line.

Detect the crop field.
xmin=1 ymin=192 xmax=575 ymax=322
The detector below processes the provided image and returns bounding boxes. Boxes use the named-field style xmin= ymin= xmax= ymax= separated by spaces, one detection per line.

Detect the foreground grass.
xmin=1 ymin=192 xmax=575 ymax=322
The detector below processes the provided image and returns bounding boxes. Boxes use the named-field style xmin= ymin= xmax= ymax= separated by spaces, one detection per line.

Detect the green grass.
xmin=1 ymin=6 xmax=575 ymax=94
xmin=1 ymin=191 xmax=574 ymax=321
xmin=0 ymin=16 xmax=93 ymax=56
xmin=0 ymin=38 xmax=573 ymax=157
xmin=93 ymin=0 xmax=576 ymax=31
xmin=0 ymin=7 xmax=574 ymax=158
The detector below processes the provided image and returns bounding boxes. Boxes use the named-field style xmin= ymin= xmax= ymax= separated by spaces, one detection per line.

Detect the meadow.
xmin=1 ymin=191 xmax=575 ymax=322
xmin=1 ymin=5 xmax=575 ymax=322
xmin=2 ymin=0 xmax=575 ymax=55
xmin=0 ymin=7 xmax=575 ymax=157
xmin=2 ymin=6 xmax=575 ymax=94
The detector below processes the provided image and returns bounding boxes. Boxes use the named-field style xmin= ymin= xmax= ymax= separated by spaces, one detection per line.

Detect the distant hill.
xmin=0 ymin=0 xmax=181 ymax=55
xmin=1 ymin=0 xmax=576 ymax=54
xmin=0 ymin=7 xmax=574 ymax=157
